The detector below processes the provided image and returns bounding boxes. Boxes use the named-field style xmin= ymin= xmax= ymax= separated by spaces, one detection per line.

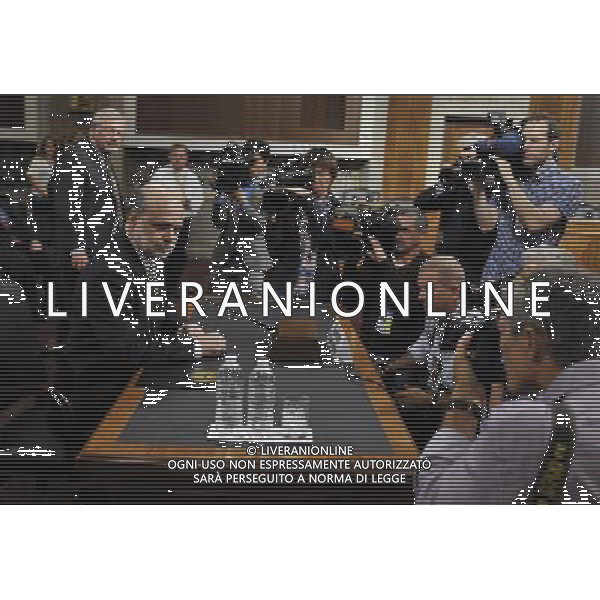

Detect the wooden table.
xmin=79 ymin=317 xmax=418 ymax=465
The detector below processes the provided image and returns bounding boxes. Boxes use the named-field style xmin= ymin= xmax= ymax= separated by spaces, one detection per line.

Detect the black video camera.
xmin=454 ymin=113 xmax=523 ymax=181
xmin=272 ymin=154 xmax=314 ymax=190
xmin=468 ymin=319 xmax=506 ymax=403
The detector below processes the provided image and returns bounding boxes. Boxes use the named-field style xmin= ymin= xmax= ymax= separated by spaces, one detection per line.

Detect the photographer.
xmin=415 ymin=158 xmax=496 ymax=285
xmin=382 ymin=255 xmax=486 ymax=451
xmin=416 ymin=280 xmax=600 ymax=504
xmin=476 ymin=113 xmax=583 ymax=282
xmin=263 ymin=148 xmax=361 ymax=302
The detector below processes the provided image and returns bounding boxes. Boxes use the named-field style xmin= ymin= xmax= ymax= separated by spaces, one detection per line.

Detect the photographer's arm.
xmin=495 ymin=158 xmax=560 ymax=232
xmin=472 ymin=180 xmax=499 ymax=233
xmin=438 ymin=333 xmax=484 ymax=439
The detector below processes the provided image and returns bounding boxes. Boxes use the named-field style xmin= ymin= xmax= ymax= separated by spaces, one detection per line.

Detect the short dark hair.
xmin=522 ymin=113 xmax=561 ymax=142
xmin=169 ymin=143 xmax=190 ymax=155
xmin=513 ymin=283 xmax=598 ymax=368
xmin=306 ymin=147 xmax=338 ymax=180
xmin=36 ymin=136 xmax=56 ymax=155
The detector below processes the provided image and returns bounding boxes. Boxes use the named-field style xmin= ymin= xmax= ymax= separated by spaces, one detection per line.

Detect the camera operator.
xmin=416 ymin=279 xmax=600 ymax=504
xmin=477 ymin=113 xmax=583 ymax=282
xmin=355 ymin=205 xmax=428 ymax=357
xmin=263 ymin=148 xmax=362 ymax=302
xmin=415 ymin=156 xmax=496 ymax=285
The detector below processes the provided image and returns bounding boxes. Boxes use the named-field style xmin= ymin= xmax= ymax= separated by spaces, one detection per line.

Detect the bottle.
xmin=214 ymin=351 xmax=245 ymax=428
xmin=246 ymin=342 xmax=276 ymax=429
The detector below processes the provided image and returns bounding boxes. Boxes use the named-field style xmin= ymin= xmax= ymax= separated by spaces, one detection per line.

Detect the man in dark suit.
xmin=49 ymin=108 xmax=126 ymax=324
xmin=51 ymin=185 xmax=226 ymax=457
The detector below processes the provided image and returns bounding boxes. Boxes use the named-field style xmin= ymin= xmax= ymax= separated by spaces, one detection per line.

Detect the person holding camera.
xmin=355 ymin=206 xmax=428 ymax=357
xmin=263 ymin=148 xmax=361 ymax=302
xmin=476 ymin=114 xmax=583 ymax=283
xmin=416 ymin=280 xmax=600 ymax=504
xmin=415 ymin=157 xmax=497 ymax=285
xmin=382 ymin=255 xmax=485 ymax=451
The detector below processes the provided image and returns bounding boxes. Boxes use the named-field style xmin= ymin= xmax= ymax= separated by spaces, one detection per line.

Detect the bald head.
xmin=419 ymin=255 xmax=465 ymax=283
xmin=418 ymin=255 xmax=466 ymax=313
xmin=136 ymin=182 xmax=187 ymax=216
xmin=126 ymin=184 xmax=186 ymax=259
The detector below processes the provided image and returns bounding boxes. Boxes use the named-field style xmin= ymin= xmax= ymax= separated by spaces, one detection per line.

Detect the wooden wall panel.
xmin=529 ymin=95 xmax=582 ymax=168
xmin=383 ymin=95 xmax=433 ymax=200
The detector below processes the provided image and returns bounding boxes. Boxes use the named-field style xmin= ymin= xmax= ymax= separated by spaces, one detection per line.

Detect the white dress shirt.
xmin=416 ymin=358 xmax=600 ymax=504
xmin=150 ymin=164 xmax=206 ymax=214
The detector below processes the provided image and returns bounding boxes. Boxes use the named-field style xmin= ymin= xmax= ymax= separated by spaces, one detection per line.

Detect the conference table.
xmin=77 ymin=299 xmax=419 ymax=502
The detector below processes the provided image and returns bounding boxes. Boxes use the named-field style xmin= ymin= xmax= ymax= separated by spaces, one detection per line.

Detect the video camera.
xmin=452 ymin=113 xmax=523 ymax=181
xmin=214 ymin=142 xmax=251 ymax=196
xmin=262 ymin=148 xmax=338 ymax=214
xmin=468 ymin=319 xmax=506 ymax=396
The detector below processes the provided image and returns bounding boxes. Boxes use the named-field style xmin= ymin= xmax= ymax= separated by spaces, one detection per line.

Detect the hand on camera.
xmin=449 ymin=332 xmax=485 ymax=407
xmin=491 ymin=156 xmax=514 ymax=181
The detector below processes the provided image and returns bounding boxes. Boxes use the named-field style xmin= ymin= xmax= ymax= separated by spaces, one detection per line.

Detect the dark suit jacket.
xmin=355 ymin=255 xmax=428 ymax=358
xmin=53 ymin=231 xmax=194 ymax=450
xmin=49 ymin=140 xmax=120 ymax=255
xmin=263 ymin=189 xmax=361 ymax=300
xmin=211 ymin=193 xmax=262 ymax=266
xmin=415 ymin=174 xmax=496 ymax=284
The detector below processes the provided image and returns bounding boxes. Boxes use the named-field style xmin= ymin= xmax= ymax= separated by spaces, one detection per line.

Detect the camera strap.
xmin=520 ymin=394 xmax=596 ymax=504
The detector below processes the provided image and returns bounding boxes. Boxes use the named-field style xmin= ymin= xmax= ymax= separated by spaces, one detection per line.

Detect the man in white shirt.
xmin=150 ymin=144 xmax=205 ymax=215
xmin=147 ymin=144 xmax=212 ymax=304
xmin=416 ymin=280 xmax=600 ymax=504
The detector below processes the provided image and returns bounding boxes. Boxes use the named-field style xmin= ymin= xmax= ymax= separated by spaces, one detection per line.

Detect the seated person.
xmin=51 ymin=185 xmax=226 ymax=456
xmin=383 ymin=255 xmax=488 ymax=452
xmin=355 ymin=205 xmax=428 ymax=358
xmin=417 ymin=279 xmax=600 ymax=504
